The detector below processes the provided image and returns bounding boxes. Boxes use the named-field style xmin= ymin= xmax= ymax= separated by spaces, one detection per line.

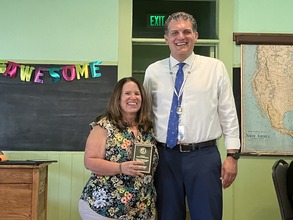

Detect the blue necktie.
xmin=166 ymin=63 xmax=185 ymax=148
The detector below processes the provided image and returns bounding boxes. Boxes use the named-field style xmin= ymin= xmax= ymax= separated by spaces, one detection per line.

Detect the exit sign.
xmin=147 ymin=14 xmax=167 ymax=28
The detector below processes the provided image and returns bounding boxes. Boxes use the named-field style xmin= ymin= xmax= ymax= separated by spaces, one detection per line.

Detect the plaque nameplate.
xmin=132 ymin=143 xmax=154 ymax=175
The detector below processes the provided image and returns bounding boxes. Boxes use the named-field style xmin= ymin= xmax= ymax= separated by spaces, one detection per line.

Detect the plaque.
xmin=131 ymin=143 xmax=154 ymax=175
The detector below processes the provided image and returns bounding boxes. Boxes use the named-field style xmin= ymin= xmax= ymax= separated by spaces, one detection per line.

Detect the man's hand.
xmin=221 ymin=156 xmax=238 ymax=189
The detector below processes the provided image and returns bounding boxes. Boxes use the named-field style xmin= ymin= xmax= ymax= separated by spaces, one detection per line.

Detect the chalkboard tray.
xmin=0 ymin=160 xmax=58 ymax=165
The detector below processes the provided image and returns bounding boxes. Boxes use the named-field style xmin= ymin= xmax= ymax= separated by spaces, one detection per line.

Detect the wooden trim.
xmin=233 ymin=33 xmax=293 ymax=45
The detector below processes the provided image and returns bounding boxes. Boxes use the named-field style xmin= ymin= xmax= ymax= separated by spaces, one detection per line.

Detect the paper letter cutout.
xmin=48 ymin=67 xmax=61 ymax=83
xmin=34 ymin=67 xmax=47 ymax=83
xmin=0 ymin=61 xmax=8 ymax=74
xmin=75 ymin=64 xmax=89 ymax=79
xmin=89 ymin=60 xmax=102 ymax=78
xmin=3 ymin=62 xmax=20 ymax=78
xmin=62 ymin=65 xmax=76 ymax=81
xmin=20 ymin=65 xmax=35 ymax=82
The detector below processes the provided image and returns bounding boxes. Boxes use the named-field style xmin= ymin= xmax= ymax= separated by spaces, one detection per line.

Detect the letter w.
xmin=20 ymin=65 xmax=35 ymax=82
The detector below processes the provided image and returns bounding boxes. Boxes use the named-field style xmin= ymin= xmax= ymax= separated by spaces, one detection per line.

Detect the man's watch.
xmin=227 ymin=151 xmax=240 ymax=160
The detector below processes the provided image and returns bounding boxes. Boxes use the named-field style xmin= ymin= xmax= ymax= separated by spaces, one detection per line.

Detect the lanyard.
xmin=172 ymin=74 xmax=188 ymax=102
xmin=169 ymin=56 xmax=195 ymax=115
xmin=169 ymin=60 xmax=189 ymax=102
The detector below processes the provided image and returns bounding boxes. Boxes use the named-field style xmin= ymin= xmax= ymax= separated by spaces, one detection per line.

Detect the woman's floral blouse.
xmin=80 ymin=117 xmax=158 ymax=220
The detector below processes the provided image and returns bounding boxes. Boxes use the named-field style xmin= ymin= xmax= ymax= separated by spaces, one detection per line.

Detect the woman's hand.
xmin=120 ymin=161 xmax=145 ymax=177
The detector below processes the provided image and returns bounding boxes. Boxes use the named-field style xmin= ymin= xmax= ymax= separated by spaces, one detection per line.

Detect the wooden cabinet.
xmin=0 ymin=162 xmax=54 ymax=220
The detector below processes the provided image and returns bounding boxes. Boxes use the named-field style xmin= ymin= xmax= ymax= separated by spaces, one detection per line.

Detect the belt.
xmin=157 ymin=140 xmax=216 ymax=152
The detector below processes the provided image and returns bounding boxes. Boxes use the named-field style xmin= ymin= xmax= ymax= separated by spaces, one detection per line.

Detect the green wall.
xmin=233 ymin=0 xmax=293 ymax=219
xmin=233 ymin=0 xmax=293 ymax=66
xmin=0 ymin=0 xmax=119 ymax=64
xmin=1 ymin=0 xmax=292 ymax=220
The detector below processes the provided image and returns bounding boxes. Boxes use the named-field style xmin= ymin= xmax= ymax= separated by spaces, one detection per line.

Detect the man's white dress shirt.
xmin=143 ymin=53 xmax=240 ymax=150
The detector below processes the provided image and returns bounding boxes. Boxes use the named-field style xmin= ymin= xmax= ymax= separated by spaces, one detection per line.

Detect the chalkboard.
xmin=0 ymin=64 xmax=117 ymax=151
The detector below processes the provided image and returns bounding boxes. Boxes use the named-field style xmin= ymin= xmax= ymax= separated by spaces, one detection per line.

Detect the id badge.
xmin=178 ymin=125 xmax=185 ymax=141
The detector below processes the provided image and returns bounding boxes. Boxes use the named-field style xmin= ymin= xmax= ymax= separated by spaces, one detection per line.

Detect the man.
xmin=143 ymin=12 xmax=240 ymax=220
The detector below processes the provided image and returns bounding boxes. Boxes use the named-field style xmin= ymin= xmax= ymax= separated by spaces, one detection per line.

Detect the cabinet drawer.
xmin=0 ymin=183 xmax=32 ymax=219
xmin=0 ymin=168 xmax=32 ymax=183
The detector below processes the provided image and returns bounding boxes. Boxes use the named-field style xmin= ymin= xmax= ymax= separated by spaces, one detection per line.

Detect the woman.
xmin=79 ymin=77 xmax=158 ymax=220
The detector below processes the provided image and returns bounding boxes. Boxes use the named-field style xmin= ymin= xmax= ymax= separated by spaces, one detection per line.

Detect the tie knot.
xmin=178 ymin=62 xmax=185 ymax=70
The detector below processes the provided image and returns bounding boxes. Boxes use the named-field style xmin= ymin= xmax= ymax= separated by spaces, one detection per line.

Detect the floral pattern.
xmin=80 ymin=117 xmax=158 ymax=219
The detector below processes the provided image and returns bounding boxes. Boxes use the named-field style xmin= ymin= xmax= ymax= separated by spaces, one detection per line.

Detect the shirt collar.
xmin=169 ymin=52 xmax=195 ymax=69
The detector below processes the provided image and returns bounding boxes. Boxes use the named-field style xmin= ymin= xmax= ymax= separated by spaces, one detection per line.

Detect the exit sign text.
xmin=147 ymin=14 xmax=166 ymax=27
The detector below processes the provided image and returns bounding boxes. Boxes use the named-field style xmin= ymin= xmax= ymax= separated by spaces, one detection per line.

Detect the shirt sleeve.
xmin=217 ymin=62 xmax=240 ymax=150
